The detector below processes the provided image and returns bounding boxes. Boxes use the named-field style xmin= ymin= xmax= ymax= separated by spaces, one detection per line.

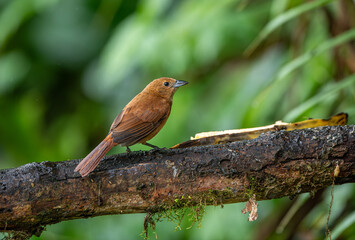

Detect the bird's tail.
xmin=74 ymin=135 xmax=115 ymax=177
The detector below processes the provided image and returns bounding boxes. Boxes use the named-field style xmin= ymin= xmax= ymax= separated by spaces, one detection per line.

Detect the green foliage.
xmin=0 ymin=0 xmax=354 ymax=239
xmin=245 ymin=0 xmax=335 ymax=55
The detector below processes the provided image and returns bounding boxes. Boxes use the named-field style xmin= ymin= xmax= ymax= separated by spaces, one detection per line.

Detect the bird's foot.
xmin=143 ymin=142 xmax=160 ymax=150
xmin=126 ymin=146 xmax=131 ymax=153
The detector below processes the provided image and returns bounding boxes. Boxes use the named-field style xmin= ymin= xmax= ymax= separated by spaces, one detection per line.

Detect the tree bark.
xmin=0 ymin=126 xmax=354 ymax=236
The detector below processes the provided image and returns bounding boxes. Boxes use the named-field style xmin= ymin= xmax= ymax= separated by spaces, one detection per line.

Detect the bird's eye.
xmin=164 ymin=82 xmax=169 ymax=87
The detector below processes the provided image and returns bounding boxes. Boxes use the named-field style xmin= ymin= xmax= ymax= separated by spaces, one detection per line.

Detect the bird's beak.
xmin=173 ymin=80 xmax=189 ymax=88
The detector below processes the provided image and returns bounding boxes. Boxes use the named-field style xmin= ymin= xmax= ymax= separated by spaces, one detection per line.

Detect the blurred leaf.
xmin=284 ymin=74 xmax=355 ymax=121
xmin=253 ymin=28 xmax=355 ymax=118
xmin=230 ymin=46 xmax=285 ymax=128
xmin=276 ymin=194 xmax=309 ymax=234
xmin=83 ymin=0 xmax=269 ymax=101
xmin=0 ymin=0 xmax=58 ymax=50
xmin=329 ymin=212 xmax=355 ymax=240
xmin=296 ymin=11 xmax=332 ymax=101
xmin=0 ymin=51 xmax=29 ymax=94
xmin=0 ymin=0 xmax=32 ymax=49
xmin=244 ymin=0 xmax=334 ymax=56
xmin=29 ymin=0 xmax=103 ymax=67
xmin=270 ymin=0 xmax=289 ymax=18
xmin=276 ymin=28 xmax=355 ymax=81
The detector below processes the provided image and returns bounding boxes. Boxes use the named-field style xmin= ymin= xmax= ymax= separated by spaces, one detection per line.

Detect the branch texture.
xmin=1 ymin=126 xmax=354 ymax=235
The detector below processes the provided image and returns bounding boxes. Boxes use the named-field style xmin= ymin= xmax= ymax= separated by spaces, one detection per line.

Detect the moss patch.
xmin=142 ymin=188 xmax=235 ymax=239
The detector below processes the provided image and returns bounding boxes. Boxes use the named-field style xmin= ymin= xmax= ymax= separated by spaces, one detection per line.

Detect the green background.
xmin=0 ymin=0 xmax=354 ymax=239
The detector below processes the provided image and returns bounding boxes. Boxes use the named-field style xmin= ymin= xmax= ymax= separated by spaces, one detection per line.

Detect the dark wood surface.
xmin=1 ymin=126 xmax=354 ymax=236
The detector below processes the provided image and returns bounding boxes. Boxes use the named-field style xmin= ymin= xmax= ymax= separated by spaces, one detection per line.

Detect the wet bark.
xmin=1 ymin=125 xmax=354 ymax=236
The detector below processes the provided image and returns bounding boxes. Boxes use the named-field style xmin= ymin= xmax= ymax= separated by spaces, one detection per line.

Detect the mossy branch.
xmin=1 ymin=125 xmax=354 ymax=237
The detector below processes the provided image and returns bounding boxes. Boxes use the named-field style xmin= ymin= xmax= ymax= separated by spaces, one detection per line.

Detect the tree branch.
xmin=1 ymin=126 xmax=354 ymax=236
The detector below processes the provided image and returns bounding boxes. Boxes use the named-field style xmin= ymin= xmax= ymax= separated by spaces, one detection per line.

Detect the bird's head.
xmin=144 ymin=77 xmax=188 ymax=99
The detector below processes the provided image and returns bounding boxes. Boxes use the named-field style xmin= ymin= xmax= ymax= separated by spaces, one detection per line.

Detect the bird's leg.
xmin=126 ymin=146 xmax=131 ymax=153
xmin=143 ymin=142 xmax=160 ymax=150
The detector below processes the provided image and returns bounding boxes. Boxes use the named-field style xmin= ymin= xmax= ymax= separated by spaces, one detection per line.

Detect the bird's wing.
xmin=110 ymin=108 xmax=126 ymax=132
xmin=110 ymin=104 xmax=170 ymax=145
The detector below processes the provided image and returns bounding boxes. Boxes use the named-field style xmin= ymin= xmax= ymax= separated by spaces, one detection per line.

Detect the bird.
xmin=74 ymin=77 xmax=188 ymax=177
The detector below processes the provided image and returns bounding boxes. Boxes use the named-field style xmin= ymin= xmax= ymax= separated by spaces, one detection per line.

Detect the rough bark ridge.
xmin=0 ymin=126 xmax=354 ymax=236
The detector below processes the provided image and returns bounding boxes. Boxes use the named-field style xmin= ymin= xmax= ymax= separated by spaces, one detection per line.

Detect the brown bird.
xmin=74 ymin=77 xmax=188 ymax=177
